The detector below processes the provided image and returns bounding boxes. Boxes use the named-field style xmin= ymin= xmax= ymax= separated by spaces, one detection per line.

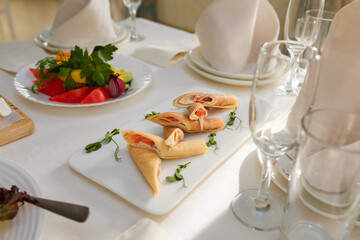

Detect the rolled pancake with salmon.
xmin=163 ymin=127 xmax=184 ymax=150
xmin=173 ymin=92 xmax=238 ymax=109
xmin=188 ymin=103 xmax=208 ymax=131
xmin=146 ymin=112 xmax=224 ymax=133
xmin=128 ymin=145 xmax=161 ymax=196
xmin=122 ymin=130 xmax=207 ymax=159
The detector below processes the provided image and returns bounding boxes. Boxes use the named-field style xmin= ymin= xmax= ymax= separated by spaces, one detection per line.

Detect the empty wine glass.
xmin=122 ymin=0 xmax=144 ymax=41
xmin=231 ymin=40 xmax=321 ymax=231
xmin=277 ymin=0 xmax=325 ymax=96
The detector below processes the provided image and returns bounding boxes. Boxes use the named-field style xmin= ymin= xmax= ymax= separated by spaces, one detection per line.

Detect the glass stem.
xmin=254 ymin=151 xmax=278 ymax=211
xmin=285 ymin=53 xmax=301 ymax=92
xmin=129 ymin=8 xmax=138 ymax=39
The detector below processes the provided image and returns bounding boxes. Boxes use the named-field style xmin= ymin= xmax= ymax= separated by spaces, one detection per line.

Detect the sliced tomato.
xmin=29 ymin=68 xmax=40 ymax=78
xmin=128 ymin=134 xmax=155 ymax=147
xmin=80 ymin=87 xmax=110 ymax=104
xmin=49 ymin=87 xmax=94 ymax=103
xmin=38 ymin=78 xmax=68 ymax=97
xmin=196 ymin=108 xmax=207 ymax=117
xmin=163 ymin=116 xmax=179 ymax=122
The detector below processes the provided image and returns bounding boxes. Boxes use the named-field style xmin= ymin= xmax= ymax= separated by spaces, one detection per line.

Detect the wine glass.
xmin=122 ymin=0 xmax=144 ymax=41
xmin=276 ymin=0 xmax=325 ymax=96
xmin=231 ymin=40 xmax=321 ymax=231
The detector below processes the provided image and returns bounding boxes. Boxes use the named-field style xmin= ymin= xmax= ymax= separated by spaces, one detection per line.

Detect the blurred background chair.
xmin=0 ymin=0 xmax=16 ymax=41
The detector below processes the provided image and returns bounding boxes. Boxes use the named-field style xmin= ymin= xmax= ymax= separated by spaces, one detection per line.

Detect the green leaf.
xmin=166 ymin=176 xmax=176 ymax=182
xmin=85 ymin=142 xmax=102 ymax=153
xmin=92 ymin=44 xmax=118 ymax=62
xmin=57 ymin=67 xmax=72 ymax=78
xmin=63 ymin=71 xmax=77 ymax=90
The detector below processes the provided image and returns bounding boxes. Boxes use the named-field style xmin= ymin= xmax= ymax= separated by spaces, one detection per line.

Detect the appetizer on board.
xmin=188 ymin=103 xmax=208 ymax=131
xmin=128 ymin=145 xmax=161 ymax=196
xmin=146 ymin=112 xmax=224 ymax=133
xmin=173 ymin=92 xmax=238 ymax=109
xmin=163 ymin=127 xmax=184 ymax=150
xmin=122 ymin=130 xmax=207 ymax=159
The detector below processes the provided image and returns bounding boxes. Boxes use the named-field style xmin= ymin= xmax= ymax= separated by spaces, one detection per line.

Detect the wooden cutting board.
xmin=0 ymin=95 xmax=34 ymax=146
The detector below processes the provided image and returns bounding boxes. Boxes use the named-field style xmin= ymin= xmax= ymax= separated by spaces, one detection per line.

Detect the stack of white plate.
xmin=185 ymin=46 xmax=287 ymax=86
xmin=34 ymin=25 xmax=130 ymax=53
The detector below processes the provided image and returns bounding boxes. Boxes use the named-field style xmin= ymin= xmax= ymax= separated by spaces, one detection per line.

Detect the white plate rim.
xmin=189 ymin=46 xmax=255 ymax=80
xmin=13 ymin=54 xmax=152 ymax=107
xmin=0 ymin=156 xmax=44 ymax=240
xmin=185 ymin=54 xmax=278 ymax=86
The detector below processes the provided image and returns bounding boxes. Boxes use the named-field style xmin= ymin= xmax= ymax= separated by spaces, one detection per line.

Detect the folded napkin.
xmin=0 ymin=40 xmax=49 ymax=73
xmin=50 ymin=0 xmax=120 ymax=45
xmin=133 ymin=35 xmax=199 ymax=67
xmin=195 ymin=0 xmax=279 ymax=74
xmin=117 ymin=218 xmax=175 ymax=240
xmin=286 ymin=1 xmax=360 ymax=136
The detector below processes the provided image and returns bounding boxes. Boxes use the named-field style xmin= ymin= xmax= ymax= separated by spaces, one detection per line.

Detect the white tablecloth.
xmin=0 ymin=18 xmax=309 ymax=240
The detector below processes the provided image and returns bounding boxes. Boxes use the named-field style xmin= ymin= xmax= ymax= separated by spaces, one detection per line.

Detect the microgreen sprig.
xmin=85 ymin=128 xmax=121 ymax=162
xmin=144 ymin=111 xmax=160 ymax=119
xmin=166 ymin=162 xmax=191 ymax=191
xmin=223 ymin=107 xmax=242 ymax=130
xmin=206 ymin=132 xmax=219 ymax=153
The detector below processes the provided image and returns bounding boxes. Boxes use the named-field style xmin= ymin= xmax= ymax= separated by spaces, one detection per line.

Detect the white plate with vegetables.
xmin=14 ymin=45 xmax=152 ymax=107
xmin=68 ymin=86 xmax=251 ymax=214
xmin=0 ymin=157 xmax=44 ymax=240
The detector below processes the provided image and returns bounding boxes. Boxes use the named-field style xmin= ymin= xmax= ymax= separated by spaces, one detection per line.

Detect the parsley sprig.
xmin=144 ymin=111 xmax=160 ymax=119
xmin=35 ymin=44 xmax=118 ymax=91
xmin=166 ymin=162 xmax=191 ymax=191
xmin=223 ymin=107 xmax=242 ymax=130
xmin=85 ymin=128 xmax=121 ymax=162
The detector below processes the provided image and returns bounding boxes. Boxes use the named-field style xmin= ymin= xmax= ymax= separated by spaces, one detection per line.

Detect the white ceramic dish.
xmin=68 ymin=86 xmax=251 ymax=214
xmin=185 ymin=54 xmax=280 ymax=86
xmin=0 ymin=157 xmax=44 ymax=240
xmin=34 ymin=27 xmax=130 ymax=52
xmin=189 ymin=46 xmax=287 ymax=80
xmin=38 ymin=25 xmax=129 ymax=48
xmin=14 ymin=54 xmax=152 ymax=107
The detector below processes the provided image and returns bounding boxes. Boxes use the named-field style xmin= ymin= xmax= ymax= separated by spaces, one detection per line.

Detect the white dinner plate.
xmin=68 ymin=86 xmax=251 ymax=214
xmin=189 ymin=46 xmax=288 ymax=81
xmin=189 ymin=46 xmax=256 ymax=80
xmin=185 ymin=54 xmax=281 ymax=86
xmin=14 ymin=54 xmax=152 ymax=107
xmin=37 ymin=25 xmax=129 ymax=49
xmin=0 ymin=156 xmax=44 ymax=240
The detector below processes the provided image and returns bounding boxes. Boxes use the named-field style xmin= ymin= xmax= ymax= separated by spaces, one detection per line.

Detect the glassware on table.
xmin=231 ymin=40 xmax=321 ymax=231
xmin=280 ymin=109 xmax=360 ymax=240
xmin=122 ymin=0 xmax=144 ymax=42
xmin=277 ymin=0 xmax=325 ymax=96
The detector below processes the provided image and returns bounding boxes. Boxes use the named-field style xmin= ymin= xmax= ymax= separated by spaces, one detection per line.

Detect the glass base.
xmin=274 ymin=85 xmax=299 ymax=96
xmin=280 ymin=220 xmax=333 ymax=240
xmin=231 ymin=189 xmax=284 ymax=231
xmin=129 ymin=34 xmax=145 ymax=42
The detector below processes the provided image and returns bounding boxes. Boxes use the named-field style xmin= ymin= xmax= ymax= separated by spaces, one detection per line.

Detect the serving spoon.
xmin=26 ymin=196 xmax=90 ymax=222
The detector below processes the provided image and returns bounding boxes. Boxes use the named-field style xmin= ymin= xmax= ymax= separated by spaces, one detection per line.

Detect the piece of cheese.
xmin=0 ymin=97 xmax=12 ymax=117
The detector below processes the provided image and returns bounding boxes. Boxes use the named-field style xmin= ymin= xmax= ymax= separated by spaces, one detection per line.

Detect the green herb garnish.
xmin=85 ymin=128 xmax=121 ymax=162
xmin=223 ymin=107 xmax=242 ymax=130
xmin=34 ymin=44 xmax=118 ymax=91
xmin=206 ymin=132 xmax=219 ymax=153
xmin=166 ymin=162 xmax=191 ymax=191
xmin=144 ymin=111 xmax=160 ymax=119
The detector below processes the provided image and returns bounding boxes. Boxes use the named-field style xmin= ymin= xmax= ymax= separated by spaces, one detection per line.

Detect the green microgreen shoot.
xmin=206 ymin=132 xmax=219 ymax=153
xmin=85 ymin=128 xmax=121 ymax=162
xmin=166 ymin=162 xmax=191 ymax=191
xmin=144 ymin=111 xmax=160 ymax=119
xmin=223 ymin=107 xmax=242 ymax=130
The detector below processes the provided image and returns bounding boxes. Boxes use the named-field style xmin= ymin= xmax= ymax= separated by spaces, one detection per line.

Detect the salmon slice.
xmin=128 ymin=134 xmax=155 ymax=147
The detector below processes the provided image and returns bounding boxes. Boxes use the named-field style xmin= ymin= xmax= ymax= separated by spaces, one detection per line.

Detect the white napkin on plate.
xmin=117 ymin=218 xmax=175 ymax=240
xmin=133 ymin=35 xmax=199 ymax=67
xmin=50 ymin=0 xmax=120 ymax=45
xmin=195 ymin=0 xmax=279 ymax=74
xmin=286 ymin=1 xmax=360 ymax=136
